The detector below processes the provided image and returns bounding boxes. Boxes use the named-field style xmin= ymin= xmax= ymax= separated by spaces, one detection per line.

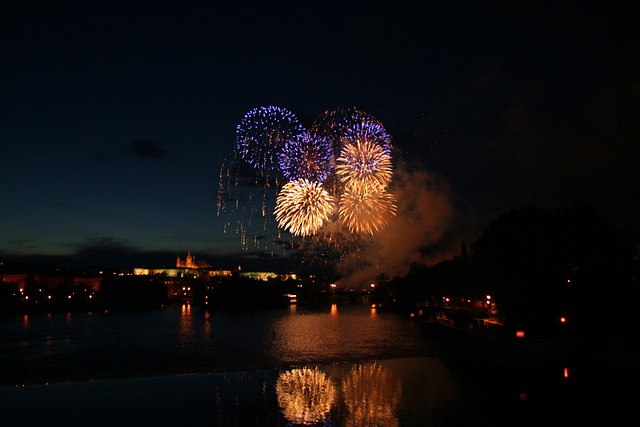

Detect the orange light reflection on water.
xmin=179 ymin=303 xmax=193 ymax=344
xmin=276 ymin=367 xmax=336 ymax=425
xmin=202 ymin=310 xmax=212 ymax=344
xmin=342 ymin=361 xmax=401 ymax=426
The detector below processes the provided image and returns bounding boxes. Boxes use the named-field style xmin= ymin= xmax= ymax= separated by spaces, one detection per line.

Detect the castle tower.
xmin=186 ymin=250 xmax=194 ymax=268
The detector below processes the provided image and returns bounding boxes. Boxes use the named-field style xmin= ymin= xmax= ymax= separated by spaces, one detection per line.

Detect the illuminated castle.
xmin=132 ymin=250 xmax=294 ymax=281
xmin=176 ymin=251 xmax=211 ymax=269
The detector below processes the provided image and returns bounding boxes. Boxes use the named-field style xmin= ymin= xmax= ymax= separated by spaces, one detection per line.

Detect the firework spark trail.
xmin=218 ymin=106 xmax=305 ymax=253
xmin=310 ymin=107 xmax=366 ymax=151
xmin=274 ymin=179 xmax=335 ymax=237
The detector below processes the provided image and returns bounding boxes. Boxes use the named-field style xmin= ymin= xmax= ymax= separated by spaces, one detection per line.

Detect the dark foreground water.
xmin=0 ymin=303 xmax=635 ymax=425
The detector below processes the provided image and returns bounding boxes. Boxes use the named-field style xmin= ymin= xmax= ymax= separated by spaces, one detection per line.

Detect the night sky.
xmin=1 ymin=1 xmax=637 ymax=273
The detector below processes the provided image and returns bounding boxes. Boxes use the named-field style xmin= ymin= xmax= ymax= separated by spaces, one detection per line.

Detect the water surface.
xmin=0 ymin=303 xmax=631 ymax=425
xmin=0 ymin=303 xmax=433 ymax=385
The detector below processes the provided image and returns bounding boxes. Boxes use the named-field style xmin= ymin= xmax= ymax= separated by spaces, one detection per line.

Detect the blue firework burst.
xmin=342 ymin=119 xmax=392 ymax=155
xmin=235 ymin=106 xmax=305 ymax=171
xmin=278 ymin=131 xmax=333 ymax=182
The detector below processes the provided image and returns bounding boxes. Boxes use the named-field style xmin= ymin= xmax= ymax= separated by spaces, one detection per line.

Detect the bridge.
xmin=327 ymin=289 xmax=374 ymax=304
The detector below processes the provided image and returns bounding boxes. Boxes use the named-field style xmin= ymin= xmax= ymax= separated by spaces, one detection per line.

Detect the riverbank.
xmin=419 ymin=316 xmax=640 ymax=385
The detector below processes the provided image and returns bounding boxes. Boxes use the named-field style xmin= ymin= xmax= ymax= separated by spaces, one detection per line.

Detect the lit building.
xmin=176 ymin=250 xmax=211 ymax=269
xmin=238 ymin=271 xmax=297 ymax=281
xmin=134 ymin=251 xmax=234 ymax=278
xmin=133 ymin=267 xmax=235 ymax=279
xmin=133 ymin=251 xmax=295 ymax=281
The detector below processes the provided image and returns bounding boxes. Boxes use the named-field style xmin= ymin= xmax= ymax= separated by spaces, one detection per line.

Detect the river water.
xmin=0 ymin=302 xmax=631 ymax=425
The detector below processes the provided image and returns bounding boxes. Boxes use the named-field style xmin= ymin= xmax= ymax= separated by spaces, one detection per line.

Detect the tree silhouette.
xmin=470 ymin=201 xmax=635 ymax=338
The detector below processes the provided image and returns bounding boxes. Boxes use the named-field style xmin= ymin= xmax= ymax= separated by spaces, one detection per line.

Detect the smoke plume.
xmin=336 ymin=164 xmax=456 ymax=287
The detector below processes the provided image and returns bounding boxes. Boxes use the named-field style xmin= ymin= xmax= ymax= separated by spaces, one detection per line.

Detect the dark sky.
xmin=1 ymin=1 xmax=637 ymax=272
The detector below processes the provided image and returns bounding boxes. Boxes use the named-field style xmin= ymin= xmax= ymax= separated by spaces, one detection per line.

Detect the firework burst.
xmin=336 ymin=139 xmax=393 ymax=189
xmin=219 ymin=105 xmax=397 ymax=265
xmin=342 ymin=117 xmax=392 ymax=155
xmin=217 ymin=105 xmax=304 ymax=253
xmin=310 ymin=107 xmax=393 ymax=201
xmin=310 ymin=106 xmax=368 ymax=155
xmin=235 ymin=106 xmax=304 ymax=172
xmin=339 ymin=183 xmax=397 ymax=235
xmin=278 ymin=131 xmax=333 ymax=182
xmin=274 ymin=179 xmax=335 ymax=237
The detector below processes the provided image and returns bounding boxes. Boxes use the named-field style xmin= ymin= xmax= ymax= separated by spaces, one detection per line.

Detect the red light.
xmin=560 ymin=317 xmax=567 ymax=323
xmin=516 ymin=330 xmax=525 ymax=338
